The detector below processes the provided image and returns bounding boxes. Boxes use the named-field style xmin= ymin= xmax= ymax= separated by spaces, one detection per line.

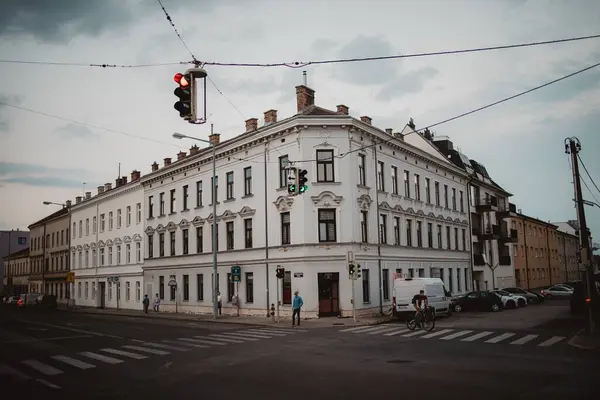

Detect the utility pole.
xmin=565 ymin=137 xmax=595 ymax=335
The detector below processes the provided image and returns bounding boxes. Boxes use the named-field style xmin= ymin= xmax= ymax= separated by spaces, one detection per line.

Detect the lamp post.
xmin=173 ymin=126 xmax=219 ymax=319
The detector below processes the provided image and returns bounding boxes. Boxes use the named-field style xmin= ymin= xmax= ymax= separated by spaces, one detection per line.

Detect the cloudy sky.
xmin=0 ymin=0 xmax=599 ymax=247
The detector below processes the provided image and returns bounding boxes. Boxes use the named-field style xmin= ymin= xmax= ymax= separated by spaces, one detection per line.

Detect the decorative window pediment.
xmin=133 ymin=234 xmax=143 ymax=242
xmin=191 ymin=216 xmax=205 ymax=227
xmin=179 ymin=219 xmax=190 ymax=228
xmin=123 ymin=236 xmax=132 ymax=244
xmin=461 ymin=219 xmax=469 ymax=225
xmin=70 ymin=246 xmax=76 ymax=253
xmin=310 ymin=190 xmax=343 ymax=207
xmin=392 ymin=205 xmax=404 ymax=213
xmin=166 ymin=221 xmax=178 ymax=232
xmin=97 ymin=240 xmax=106 ymax=248
xmin=238 ymin=206 xmax=256 ymax=217
xmin=206 ymin=213 xmax=221 ymax=223
xmin=76 ymin=245 xmax=83 ymax=251
xmin=416 ymin=210 xmax=425 ymax=216
xmin=445 ymin=216 xmax=453 ymax=222
xmin=357 ymin=194 xmax=373 ymax=210
xmin=427 ymin=212 xmax=436 ymax=218
xmin=379 ymin=201 xmax=392 ymax=212
xmin=453 ymin=218 xmax=461 ymax=224
xmin=273 ymin=196 xmax=294 ymax=212
xmin=90 ymin=242 xmax=97 ymax=249
xmin=114 ymin=238 xmax=123 ymax=245
xmin=436 ymin=214 xmax=445 ymax=221
xmin=156 ymin=224 xmax=166 ymax=233
xmin=105 ymin=239 xmax=114 ymax=247
xmin=83 ymin=244 xmax=90 ymax=250
xmin=405 ymin=207 xmax=416 ymax=215
xmin=221 ymin=210 xmax=237 ymax=221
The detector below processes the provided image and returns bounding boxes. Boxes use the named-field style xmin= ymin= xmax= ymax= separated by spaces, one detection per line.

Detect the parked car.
xmin=35 ymin=294 xmax=58 ymax=309
xmin=17 ymin=293 xmax=40 ymax=308
xmin=5 ymin=296 xmax=20 ymax=306
xmin=491 ymin=289 xmax=527 ymax=308
xmin=570 ymin=278 xmax=600 ymax=316
xmin=503 ymin=287 xmax=544 ymax=304
xmin=453 ymin=291 xmax=504 ymax=312
xmin=541 ymin=284 xmax=574 ymax=299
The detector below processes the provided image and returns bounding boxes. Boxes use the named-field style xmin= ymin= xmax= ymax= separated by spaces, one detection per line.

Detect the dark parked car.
xmin=453 ymin=291 xmax=504 ymax=312
xmin=35 ymin=294 xmax=58 ymax=309
xmin=570 ymin=278 xmax=600 ymax=317
xmin=503 ymin=287 xmax=544 ymax=304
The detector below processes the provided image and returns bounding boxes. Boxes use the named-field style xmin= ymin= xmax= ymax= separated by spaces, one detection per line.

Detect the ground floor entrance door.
xmin=99 ymin=282 xmax=106 ymax=309
xmin=318 ymin=272 xmax=340 ymax=317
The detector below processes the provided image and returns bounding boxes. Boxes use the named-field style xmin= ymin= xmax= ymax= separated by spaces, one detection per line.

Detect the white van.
xmin=392 ymin=277 xmax=452 ymax=318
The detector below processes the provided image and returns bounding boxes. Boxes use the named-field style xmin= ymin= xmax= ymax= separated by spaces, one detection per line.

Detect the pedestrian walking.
xmin=142 ymin=294 xmax=150 ymax=314
xmin=153 ymin=293 xmax=161 ymax=312
xmin=292 ymin=290 xmax=303 ymax=326
xmin=217 ymin=292 xmax=222 ymax=316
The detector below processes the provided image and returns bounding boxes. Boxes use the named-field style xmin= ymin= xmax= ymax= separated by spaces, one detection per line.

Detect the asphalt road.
xmin=1 ymin=307 xmax=597 ymax=400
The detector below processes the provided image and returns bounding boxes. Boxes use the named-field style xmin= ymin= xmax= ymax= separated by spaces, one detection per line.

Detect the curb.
xmin=567 ymin=328 xmax=600 ymax=351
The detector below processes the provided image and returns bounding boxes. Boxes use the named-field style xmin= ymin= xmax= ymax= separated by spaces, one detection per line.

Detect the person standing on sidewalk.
xmin=153 ymin=293 xmax=161 ymax=312
xmin=217 ymin=291 xmax=222 ymax=316
xmin=142 ymin=294 xmax=150 ymax=314
xmin=292 ymin=291 xmax=303 ymax=326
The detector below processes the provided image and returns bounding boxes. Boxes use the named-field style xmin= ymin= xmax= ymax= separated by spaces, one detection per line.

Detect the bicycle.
xmin=406 ymin=306 xmax=435 ymax=332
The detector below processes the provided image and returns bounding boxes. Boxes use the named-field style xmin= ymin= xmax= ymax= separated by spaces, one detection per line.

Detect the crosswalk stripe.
xmin=367 ymin=326 xmax=401 ymax=335
xmin=510 ymin=334 xmax=538 ymax=345
xmin=165 ymin=340 xmax=209 ymax=348
xmin=228 ymin=331 xmax=273 ymax=339
xmin=0 ymin=364 xmax=32 ymax=380
xmin=122 ymin=345 xmax=170 ymax=355
xmin=100 ymin=348 xmax=148 ymax=360
xmin=179 ymin=338 xmax=227 ymax=346
xmin=206 ymin=335 xmax=246 ymax=343
xmin=255 ymin=327 xmax=301 ymax=333
xmin=21 ymin=360 xmax=63 ymax=376
xmin=485 ymin=332 xmax=516 ymax=343
xmin=384 ymin=328 xmax=410 ymax=336
xmin=440 ymin=330 xmax=473 ymax=340
xmin=79 ymin=352 xmax=123 ymax=364
xmin=537 ymin=336 xmax=565 ymax=347
xmin=339 ymin=325 xmax=376 ymax=333
xmin=421 ymin=329 xmax=454 ymax=339
xmin=140 ymin=342 xmax=190 ymax=352
xmin=354 ymin=326 xmax=388 ymax=334
xmin=248 ymin=329 xmax=295 ymax=335
xmin=221 ymin=332 xmax=266 ymax=340
xmin=402 ymin=330 xmax=427 ymax=337
xmin=246 ymin=330 xmax=287 ymax=336
xmin=461 ymin=331 xmax=495 ymax=342
xmin=51 ymin=355 xmax=96 ymax=370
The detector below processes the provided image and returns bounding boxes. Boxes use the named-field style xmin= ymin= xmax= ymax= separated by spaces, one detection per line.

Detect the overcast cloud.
xmin=0 ymin=0 xmax=599 ymax=246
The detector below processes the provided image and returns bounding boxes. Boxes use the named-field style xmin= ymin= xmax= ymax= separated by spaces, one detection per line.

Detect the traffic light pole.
xmin=351 ymin=274 xmax=356 ymax=322
xmin=276 ymin=277 xmax=280 ymax=323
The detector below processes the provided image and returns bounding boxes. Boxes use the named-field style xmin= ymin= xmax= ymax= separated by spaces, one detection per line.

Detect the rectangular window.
xmin=437 ymin=225 xmax=442 ymax=248
xmin=116 ymin=245 xmax=121 ymax=264
xmin=226 ymin=221 xmax=234 ymax=250
xmin=126 ymin=244 xmax=131 ymax=263
xmin=159 ymin=193 xmax=165 ymax=215
xmin=149 ymin=196 xmax=154 ymax=218
xmin=136 ymin=281 xmax=140 ymax=301
xmin=444 ymin=185 xmax=449 ymax=208
xmin=244 ymin=219 xmax=253 ymax=248
xmin=456 ymin=269 xmax=461 ymax=292
xmin=159 ymin=276 xmax=164 ymax=300
xmin=454 ymin=227 xmax=459 ymax=250
xmin=416 ymin=221 xmax=423 ymax=247
xmin=93 ymin=216 xmax=97 ymax=234
xmin=404 ymin=170 xmax=410 ymax=198
xmin=283 ymin=271 xmax=292 ymax=305
xmin=196 ymin=227 xmax=203 ymax=253
xmin=393 ymin=217 xmax=400 ymax=245
xmin=391 ymin=166 xmax=398 ymax=194
xmin=434 ymin=182 xmax=440 ymax=206
xmin=85 ymin=218 xmax=89 ymax=236
xmin=196 ymin=274 xmax=204 ymax=301
xmin=182 ymin=229 xmax=189 ymax=255
xmin=159 ymin=233 xmax=164 ymax=257
xmin=244 ymin=167 xmax=252 ymax=196
xmin=459 ymin=190 xmax=464 ymax=212
xmin=108 ymin=247 xmax=113 ymax=265
xmin=448 ymin=268 xmax=453 ymax=292
xmin=227 ymin=273 xmax=234 ymax=302
xmin=406 ymin=219 xmax=413 ymax=247
xmin=360 ymin=210 xmax=368 ymax=243
xmin=362 ymin=269 xmax=370 ymax=303
xmin=446 ymin=226 xmax=451 ymax=249
xmin=126 ymin=206 xmax=131 ymax=226
xmin=117 ymin=209 xmax=122 ymax=228
xmin=279 ymin=155 xmax=289 ymax=188
xmin=136 ymin=242 xmax=141 ymax=262
xmin=281 ymin=212 xmax=291 ymax=245
xmin=196 ymin=181 xmax=203 ymax=208
xmin=382 ymin=269 xmax=390 ymax=301
xmin=427 ymin=223 xmax=433 ymax=247
xmin=183 ymin=275 xmax=189 ymax=301
xmin=136 ymin=203 xmax=141 ymax=223
xmin=358 ymin=154 xmax=366 ymax=186
xmin=246 ymin=272 xmax=254 ymax=303
xmin=211 ymin=176 xmax=218 ymax=204
xmin=108 ymin=212 xmax=113 ymax=230
xmin=414 ymin=174 xmax=421 ymax=201
xmin=452 ymin=188 xmax=457 ymax=210
xmin=73 ymin=222 xmax=76 ymax=238
xmin=316 ymin=149 xmax=334 ymax=182
xmin=170 ymin=189 xmax=176 ymax=213
xmin=170 ymin=231 xmax=176 ymax=256
xmin=377 ymin=161 xmax=384 ymax=191
xmin=226 ymin=171 xmax=234 ymax=200
xmin=183 ymin=185 xmax=189 ymax=210
xmin=318 ymin=209 xmax=337 ymax=242
xmin=379 ymin=214 xmax=387 ymax=244
xmin=100 ymin=248 xmax=105 ymax=265
xmin=79 ymin=220 xmax=83 ymax=237
xmin=461 ymin=229 xmax=466 ymax=251
xmin=126 ymin=281 xmax=130 ymax=301
xmin=425 ymin=178 xmax=431 ymax=203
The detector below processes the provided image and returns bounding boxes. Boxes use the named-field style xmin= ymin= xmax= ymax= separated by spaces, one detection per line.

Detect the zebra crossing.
xmin=338 ymin=325 xmax=568 ymax=348
xmin=0 ymin=327 xmax=305 ymax=389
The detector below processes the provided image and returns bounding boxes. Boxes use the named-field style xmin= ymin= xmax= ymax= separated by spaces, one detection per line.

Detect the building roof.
xmin=5 ymin=247 xmax=29 ymax=260
xmin=515 ymin=213 xmax=558 ymax=229
xmin=28 ymin=206 xmax=69 ymax=229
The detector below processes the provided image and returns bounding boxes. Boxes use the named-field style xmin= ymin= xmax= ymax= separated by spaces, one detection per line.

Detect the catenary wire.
xmin=207 ymin=76 xmax=245 ymax=119
xmin=577 ymin=154 xmax=600 ymax=197
xmin=156 ymin=0 xmax=198 ymax=63
xmin=0 ymin=59 xmax=194 ymax=68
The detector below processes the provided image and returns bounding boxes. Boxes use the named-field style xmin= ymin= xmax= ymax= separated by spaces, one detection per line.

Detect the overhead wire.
xmin=0 ymin=60 xmax=193 ymax=68
xmin=156 ymin=0 xmax=198 ymax=63
xmin=577 ymin=154 xmax=600 ymax=197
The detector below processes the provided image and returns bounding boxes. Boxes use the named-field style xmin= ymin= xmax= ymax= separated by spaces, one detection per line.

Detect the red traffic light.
xmin=174 ymin=73 xmax=190 ymax=87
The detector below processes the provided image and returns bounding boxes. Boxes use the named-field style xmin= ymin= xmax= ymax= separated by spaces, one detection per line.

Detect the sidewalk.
xmin=58 ymin=306 xmax=393 ymax=329
xmin=568 ymin=329 xmax=600 ymax=351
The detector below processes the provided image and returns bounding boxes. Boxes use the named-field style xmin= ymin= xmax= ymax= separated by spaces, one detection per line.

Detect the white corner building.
xmin=70 ymin=171 xmax=145 ymax=310
xmin=140 ymin=85 xmax=472 ymax=319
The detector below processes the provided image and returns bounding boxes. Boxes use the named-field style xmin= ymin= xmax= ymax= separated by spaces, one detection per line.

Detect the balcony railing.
xmin=475 ymin=196 xmax=498 ymax=211
xmin=496 ymin=202 xmax=517 ymax=219
xmin=499 ymin=255 xmax=511 ymax=266
xmin=479 ymin=224 xmax=500 ymax=240
xmin=498 ymin=228 xmax=518 ymax=243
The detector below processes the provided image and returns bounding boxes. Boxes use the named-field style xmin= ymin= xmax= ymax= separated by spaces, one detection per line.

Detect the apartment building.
xmin=0 ymin=229 xmax=29 ymax=294
xmin=556 ymin=229 xmax=581 ymax=282
xmin=140 ymin=84 xmax=471 ymax=319
xmin=432 ymin=135 xmax=517 ymax=290
xmin=2 ymin=247 xmax=30 ymax=295
xmin=28 ymin=205 xmax=71 ymax=300
xmin=70 ymin=172 xmax=145 ymax=310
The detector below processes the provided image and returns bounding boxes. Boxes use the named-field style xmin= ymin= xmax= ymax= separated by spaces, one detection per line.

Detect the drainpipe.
xmin=373 ymin=144 xmax=383 ymax=315
xmin=263 ymin=140 xmax=270 ymax=318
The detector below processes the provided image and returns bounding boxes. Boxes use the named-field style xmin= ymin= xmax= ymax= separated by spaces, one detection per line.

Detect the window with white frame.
xmin=136 ymin=281 xmax=140 ymax=301
xmin=117 ymin=245 xmax=121 ymax=264
xmin=93 ymin=216 xmax=97 ymax=233
xmin=126 ymin=244 xmax=131 ymax=263
xmin=100 ymin=214 xmax=105 ymax=232
xmin=85 ymin=218 xmax=89 ymax=236
xmin=127 ymin=206 xmax=131 ymax=226
xmin=136 ymin=242 xmax=141 ymax=262
xmin=136 ymin=203 xmax=141 ymax=223
xmin=85 ymin=282 xmax=89 ymax=299
xmin=318 ymin=209 xmax=337 ymax=242
xmin=316 ymin=149 xmax=334 ymax=182
xmin=126 ymin=281 xmax=131 ymax=301
xmin=92 ymin=249 xmax=97 ymax=267
xmin=108 ymin=247 xmax=113 ymax=265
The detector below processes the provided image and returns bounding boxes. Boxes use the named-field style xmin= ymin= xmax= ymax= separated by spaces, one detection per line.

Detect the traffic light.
xmin=173 ymin=72 xmax=195 ymax=120
xmin=286 ymin=167 xmax=298 ymax=196
xmin=298 ymin=169 xmax=308 ymax=194
xmin=276 ymin=266 xmax=285 ymax=279
xmin=348 ymin=263 xmax=355 ymax=280
xmin=355 ymin=263 xmax=362 ymax=279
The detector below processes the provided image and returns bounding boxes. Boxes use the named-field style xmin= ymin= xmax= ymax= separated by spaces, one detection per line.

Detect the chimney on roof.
xmin=151 ymin=161 xmax=159 ymax=172
xmin=336 ymin=105 xmax=349 ymax=115
xmin=131 ymin=170 xmax=141 ymax=181
xmin=66 ymin=200 xmax=72 ymax=208
xmin=177 ymin=151 xmax=186 ymax=161
xmin=104 ymin=182 xmax=112 ymax=191
xmin=75 ymin=196 xmax=82 ymax=204
xmin=385 ymin=128 xmax=393 ymax=135
xmin=264 ymin=110 xmax=277 ymax=125
xmin=115 ymin=178 xmax=122 ymax=188
xmin=360 ymin=116 xmax=372 ymax=125
xmin=97 ymin=185 xmax=105 ymax=194
xmin=245 ymin=118 xmax=258 ymax=133
xmin=209 ymin=133 xmax=220 ymax=146
xmin=121 ymin=176 xmax=127 ymax=185
xmin=295 ymin=85 xmax=315 ymax=113
xmin=85 ymin=192 xmax=91 ymax=200
xmin=189 ymin=145 xmax=200 ymax=155
xmin=163 ymin=158 xmax=171 ymax=167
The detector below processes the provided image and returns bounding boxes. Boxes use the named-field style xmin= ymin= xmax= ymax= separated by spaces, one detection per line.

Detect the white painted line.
xmin=79 ymin=352 xmax=123 ymax=364
xmin=383 ymin=329 xmax=410 ymax=336
xmin=461 ymin=331 xmax=495 ymax=342
xmin=218 ymin=333 xmax=259 ymax=341
xmin=206 ymin=335 xmax=246 ymax=343
xmin=353 ymin=326 xmax=389 ymax=334
xmin=367 ymin=326 xmax=402 ymax=335
xmin=122 ymin=345 xmax=170 ymax=355
xmin=36 ymin=378 xmax=61 ymax=389
xmin=180 ymin=337 xmax=227 ymax=346
xmin=100 ymin=348 xmax=148 ymax=360
xmin=360 ymin=326 xmax=395 ymax=335
xmin=402 ymin=330 xmax=427 ymax=337
xmin=164 ymin=339 xmax=209 ymax=349
xmin=510 ymin=334 xmax=539 ymax=345
xmin=131 ymin=339 xmax=146 ymax=343
xmin=21 ymin=360 xmax=63 ymax=376
xmin=222 ymin=332 xmax=269 ymax=339
xmin=339 ymin=325 xmax=374 ymax=332
xmin=246 ymin=329 xmax=287 ymax=336
xmin=421 ymin=329 xmax=454 ymax=339
xmin=537 ymin=336 xmax=566 ymax=347
xmin=485 ymin=332 xmax=516 ymax=344
xmin=51 ymin=355 xmax=96 ymax=370
xmin=13 ymin=320 xmax=122 ymax=339
xmin=140 ymin=342 xmax=190 ymax=352
xmin=0 ymin=364 xmax=32 ymax=380
xmin=440 ymin=330 xmax=473 ymax=340
xmin=254 ymin=327 xmax=300 ymax=333
xmin=228 ymin=331 xmax=273 ymax=339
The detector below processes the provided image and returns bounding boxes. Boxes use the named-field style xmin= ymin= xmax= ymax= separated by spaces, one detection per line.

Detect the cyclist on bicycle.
xmin=411 ymin=290 xmax=429 ymax=327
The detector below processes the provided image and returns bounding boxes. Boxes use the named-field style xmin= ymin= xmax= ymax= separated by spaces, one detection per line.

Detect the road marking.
xmin=402 ymin=330 xmax=427 ymax=337
xmin=461 ymin=331 xmax=495 ymax=342
xmin=221 ymin=332 xmax=267 ymax=340
xmin=440 ymin=330 xmax=474 ymax=340
xmin=205 ymin=335 xmax=246 ymax=343
xmin=51 ymin=355 xmax=96 ymax=370
xmin=510 ymin=334 xmax=539 ymax=345
xmin=367 ymin=326 xmax=401 ymax=335
xmin=79 ymin=352 xmax=123 ymax=364
xmin=537 ymin=336 xmax=566 ymax=347
xmin=101 ymin=348 xmax=148 ymax=360
xmin=353 ymin=326 xmax=388 ymax=334
xmin=218 ymin=333 xmax=259 ymax=341
xmin=485 ymin=332 xmax=516 ymax=343
xmin=0 ymin=364 xmax=32 ymax=380
xmin=36 ymin=378 xmax=61 ymax=389
xmin=180 ymin=338 xmax=227 ymax=346
xmin=122 ymin=345 xmax=170 ymax=355
xmin=421 ymin=329 xmax=454 ymax=339
xmin=165 ymin=339 xmax=209 ymax=348
xmin=27 ymin=327 xmax=48 ymax=331
xmin=360 ymin=326 xmax=394 ymax=335
xmin=383 ymin=329 xmax=410 ymax=336
xmin=13 ymin=320 xmax=122 ymax=339
xmin=254 ymin=327 xmax=300 ymax=333
xmin=6 ymin=335 xmax=94 ymax=344
xmin=246 ymin=329 xmax=287 ymax=336
xmin=21 ymin=360 xmax=63 ymax=376
xmin=339 ymin=326 xmax=373 ymax=332
xmin=140 ymin=342 xmax=190 ymax=352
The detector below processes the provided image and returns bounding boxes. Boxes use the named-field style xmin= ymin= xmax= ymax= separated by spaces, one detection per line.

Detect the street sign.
xmin=231 ymin=265 xmax=241 ymax=282
xmin=293 ymin=272 xmax=303 ymax=278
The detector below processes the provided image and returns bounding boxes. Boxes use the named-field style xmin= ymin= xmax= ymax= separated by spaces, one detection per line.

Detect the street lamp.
xmin=173 ymin=126 xmax=219 ymax=319
xmin=43 ymin=201 xmax=66 ymax=208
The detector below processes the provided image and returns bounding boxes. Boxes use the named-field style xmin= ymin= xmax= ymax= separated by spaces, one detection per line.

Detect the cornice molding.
xmin=70 ymin=183 xmax=142 ymax=213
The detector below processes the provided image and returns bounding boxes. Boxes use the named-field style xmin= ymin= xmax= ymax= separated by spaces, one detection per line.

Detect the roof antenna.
xmin=303 ymin=70 xmax=307 ymax=86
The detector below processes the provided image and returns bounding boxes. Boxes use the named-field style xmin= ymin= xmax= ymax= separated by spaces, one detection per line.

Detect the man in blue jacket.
xmin=292 ymin=290 xmax=303 ymax=326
